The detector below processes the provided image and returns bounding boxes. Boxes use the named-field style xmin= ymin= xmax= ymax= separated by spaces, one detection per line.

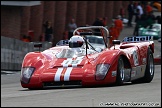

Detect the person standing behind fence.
xmin=43 ymin=21 xmax=53 ymax=42
xmin=109 ymin=23 xmax=118 ymax=46
xmin=145 ymin=2 xmax=153 ymax=14
xmin=137 ymin=2 xmax=144 ymax=17
xmin=156 ymin=15 xmax=161 ymax=24
xmin=21 ymin=35 xmax=30 ymax=42
xmin=146 ymin=11 xmax=156 ymax=27
xmin=102 ymin=17 xmax=108 ymax=26
xmin=133 ymin=15 xmax=141 ymax=36
xmin=127 ymin=1 xmax=134 ymax=27
xmin=68 ymin=18 xmax=77 ymax=39
xmin=114 ymin=15 xmax=123 ymax=39
xmin=134 ymin=8 xmax=140 ymax=23
xmin=133 ymin=13 xmax=148 ymax=36
xmin=92 ymin=18 xmax=105 ymax=35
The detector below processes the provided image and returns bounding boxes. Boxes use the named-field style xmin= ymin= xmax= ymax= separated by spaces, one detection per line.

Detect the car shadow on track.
xmin=19 ymin=81 xmax=149 ymax=91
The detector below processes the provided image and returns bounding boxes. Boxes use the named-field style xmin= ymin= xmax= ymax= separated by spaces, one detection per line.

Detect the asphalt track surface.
xmin=1 ymin=65 xmax=161 ymax=107
xmin=1 ymin=12 xmax=161 ymax=107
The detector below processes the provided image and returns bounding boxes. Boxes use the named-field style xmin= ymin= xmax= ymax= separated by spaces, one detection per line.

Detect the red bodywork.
xmin=20 ymin=26 xmax=154 ymax=89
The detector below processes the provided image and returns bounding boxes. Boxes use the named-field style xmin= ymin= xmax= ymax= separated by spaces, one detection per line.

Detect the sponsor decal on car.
xmin=61 ymin=56 xmax=84 ymax=67
xmin=112 ymin=71 xmax=117 ymax=77
xmin=131 ymin=71 xmax=136 ymax=77
xmin=142 ymin=58 xmax=146 ymax=64
xmin=133 ymin=51 xmax=139 ymax=66
xmin=123 ymin=36 xmax=152 ymax=42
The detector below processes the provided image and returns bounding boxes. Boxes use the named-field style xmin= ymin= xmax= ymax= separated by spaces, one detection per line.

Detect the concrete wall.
xmin=1 ymin=36 xmax=52 ymax=71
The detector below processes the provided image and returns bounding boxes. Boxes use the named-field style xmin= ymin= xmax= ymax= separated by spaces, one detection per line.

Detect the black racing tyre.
xmin=142 ymin=48 xmax=154 ymax=83
xmin=116 ymin=56 xmax=125 ymax=86
xmin=132 ymin=48 xmax=154 ymax=84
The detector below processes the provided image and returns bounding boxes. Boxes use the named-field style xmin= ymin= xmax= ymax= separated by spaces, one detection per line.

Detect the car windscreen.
xmin=55 ymin=48 xmax=97 ymax=58
xmin=85 ymin=35 xmax=104 ymax=44
xmin=85 ymin=35 xmax=106 ymax=49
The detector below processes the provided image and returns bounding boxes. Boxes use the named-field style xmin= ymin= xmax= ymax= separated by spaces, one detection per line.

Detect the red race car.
xmin=20 ymin=26 xmax=155 ymax=89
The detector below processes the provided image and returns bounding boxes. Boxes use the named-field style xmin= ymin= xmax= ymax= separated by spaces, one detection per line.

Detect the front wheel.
xmin=115 ymin=57 xmax=125 ymax=86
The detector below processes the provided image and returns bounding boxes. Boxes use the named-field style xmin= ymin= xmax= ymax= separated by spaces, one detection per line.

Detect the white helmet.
xmin=69 ymin=35 xmax=84 ymax=48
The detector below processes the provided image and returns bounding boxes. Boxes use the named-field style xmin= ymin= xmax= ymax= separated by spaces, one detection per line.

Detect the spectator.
xmin=146 ymin=11 xmax=156 ymax=27
xmin=133 ymin=18 xmax=141 ymax=36
xmin=114 ymin=15 xmax=123 ymax=38
xmin=156 ymin=15 xmax=161 ymax=24
xmin=134 ymin=8 xmax=140 ymax=23
xmin=21 ymin=35 xmax=30 ymax=42
xmin=141 ymin=1 xmax=147 ymax=7
xmin=137 ymin=2 xmax=144 ymax=17
xmin=127 ymin=1 xmax=134 ymax=27
xmin=133 ymin=13 xmax=147 ymax=36
xmin=27 ymin=35 xmax=31 ymax=42
xmin=102 ymin=17 xmax=108 ymax=26
xmin=92 ymin=17 xmax=105 ymax=35
xmin=43 ymin=21 xmax=53 ymax=42
xmin=119 ymin=6 xmax=125 ymax=20
xmin=68 ymin=18 xmax=77 ymax=39
xmin=140 ymin=12 xmax=149 ymax=28
xmin=92 ymin=17 xmax=104 ymax=26
xmin=133 ymin=1 xmax=138 ymax=16
xmin=145 ymin=2 xmax=153 ymax=14
xmin=109 ymin=23 xmax=118 ymax=46
xmin=28 ymin=30 xmax=34 ymax=41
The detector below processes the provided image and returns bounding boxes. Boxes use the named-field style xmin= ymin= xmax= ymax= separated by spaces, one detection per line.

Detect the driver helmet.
xmin=69 ymin=35 xmax=84 ymax=48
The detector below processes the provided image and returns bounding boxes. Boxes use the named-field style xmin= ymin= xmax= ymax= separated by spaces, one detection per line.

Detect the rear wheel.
xmin=132 ymin=48 xmax=154 ymax=83
xmin=116 ymin=57 xmax=125 ymax=86
xmin=142 ymin=48 xmax=154 ymax=82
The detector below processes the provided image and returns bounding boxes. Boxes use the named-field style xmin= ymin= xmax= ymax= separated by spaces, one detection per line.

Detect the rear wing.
xmin=122 ymin=36 xmax=153 ymax=42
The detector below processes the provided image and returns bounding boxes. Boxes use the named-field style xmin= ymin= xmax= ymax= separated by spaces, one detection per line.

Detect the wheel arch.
xmin=149 ymin=44 xmax=154 ymax=54
xmin=120 ymin=54 xmax=131 ymax=69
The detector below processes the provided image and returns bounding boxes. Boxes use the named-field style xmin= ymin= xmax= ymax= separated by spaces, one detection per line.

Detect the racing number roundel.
xmin=61 ymin=57 xmax=83 ymax=67
xmin=133 ymin=51 xmax=139 ymax=66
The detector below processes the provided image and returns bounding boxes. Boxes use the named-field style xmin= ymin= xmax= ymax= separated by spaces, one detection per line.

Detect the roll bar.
xmin=73 ymin=26 xmax=110 ymax=56
xmin=73 ymin=26 xmax=110 ymax=48
xmin=73 ymin=26 xmax=109 ymax=36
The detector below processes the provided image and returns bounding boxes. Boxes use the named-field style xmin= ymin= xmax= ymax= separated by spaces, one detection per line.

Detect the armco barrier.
xmin=1 ymin=36 xmax=52 ymax=71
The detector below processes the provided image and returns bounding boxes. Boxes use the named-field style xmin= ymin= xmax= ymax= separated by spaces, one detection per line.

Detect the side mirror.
xmin=34 ymin=43 xmax=42 ymax=47
xmin=112 ymin=40 xmax=120 ymax=49
xmin=112 ymin=40 xmax=121 ymax=45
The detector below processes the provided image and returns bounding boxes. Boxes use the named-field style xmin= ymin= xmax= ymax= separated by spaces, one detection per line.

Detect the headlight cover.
xmin=95 ymin=64 xmax=110 ymax=80
xmin=20 ymin=67 xmax=35 ymax=84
